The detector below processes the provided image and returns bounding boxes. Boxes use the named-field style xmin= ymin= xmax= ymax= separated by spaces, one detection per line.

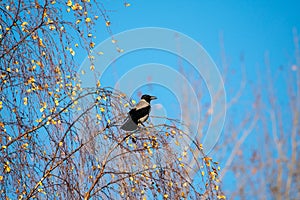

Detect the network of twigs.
xmin=0 ymin=1 xmax=224 ymax=199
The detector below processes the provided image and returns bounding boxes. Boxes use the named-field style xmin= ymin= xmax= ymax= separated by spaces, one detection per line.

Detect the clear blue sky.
xmin=104 ymin=0 xmax=300 ymax=64
xmin=90 ymin=0 xmax=300 ymax=106
xmin=78 ymin=0 xmax=300 ymax=197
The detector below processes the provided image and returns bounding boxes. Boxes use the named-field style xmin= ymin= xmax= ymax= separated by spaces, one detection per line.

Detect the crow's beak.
xmin=150 ymin=96 xmax=157 ymax=100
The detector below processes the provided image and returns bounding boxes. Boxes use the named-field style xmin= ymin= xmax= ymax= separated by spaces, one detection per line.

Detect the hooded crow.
xmin=121 ymin=94 xmax=157 ymax=131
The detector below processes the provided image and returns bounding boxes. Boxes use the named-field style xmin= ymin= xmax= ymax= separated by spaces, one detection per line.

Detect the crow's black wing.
xmin=129 ymin=105 xmax=150 ymax=124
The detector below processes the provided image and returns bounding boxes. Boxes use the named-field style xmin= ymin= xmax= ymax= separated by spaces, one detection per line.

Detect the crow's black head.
xmin=141 ymin=94 xmax=157 ymax=103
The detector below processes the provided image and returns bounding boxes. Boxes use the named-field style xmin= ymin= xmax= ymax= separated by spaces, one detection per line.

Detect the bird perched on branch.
xmin=121 ymin=94 xmax=157 ymax=131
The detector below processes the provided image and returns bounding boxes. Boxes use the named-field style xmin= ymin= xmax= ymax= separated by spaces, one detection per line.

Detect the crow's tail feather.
xmin=120 ymin=118 xmax=138 ymax=131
